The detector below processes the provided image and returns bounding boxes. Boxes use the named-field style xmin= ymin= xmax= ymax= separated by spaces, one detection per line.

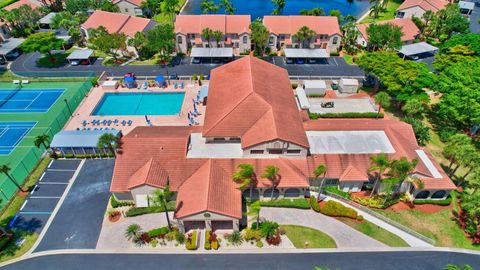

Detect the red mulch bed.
xmin=385 ymin=201 xmax=451 ymax=213
xmin=108 ymin=212 xmax=121 ymax=222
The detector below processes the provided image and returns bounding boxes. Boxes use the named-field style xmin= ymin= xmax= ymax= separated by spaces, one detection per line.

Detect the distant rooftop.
xmin=307 ymin=130 xmax=395 ymax=154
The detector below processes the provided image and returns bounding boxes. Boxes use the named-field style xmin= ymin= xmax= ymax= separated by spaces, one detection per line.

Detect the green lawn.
xmin=360 ymin=0 xmax=403 ymax=24
xmin=153 ymin=0 xmax=187 ymax=24
xmin=281 ymin=225 xmax=337 ymax=248
xmin=335 ymin=217 xmax=410 ymax=247
xmin=0 ymin=231 xmax=38 ymax=263
xmin=343 ymin=52 xmax=366 ymax=65
xmin=0 ymin=0 xmax=16 ymax=8
xmin=375 ymin=210 xmax=479 ymax=249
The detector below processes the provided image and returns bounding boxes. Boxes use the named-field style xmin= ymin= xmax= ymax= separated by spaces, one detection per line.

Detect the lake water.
xmin=181 ymin=0 xmax=371 ymax=20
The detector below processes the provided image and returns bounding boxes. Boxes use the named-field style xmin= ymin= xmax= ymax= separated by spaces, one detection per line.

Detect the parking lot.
xmin=34 ymin=159 xmax=114 ymax=252
xmin=309 ymin=98 xmax=378 ymax=114
xmin=9 ymin=160 xmax=82 ymax=233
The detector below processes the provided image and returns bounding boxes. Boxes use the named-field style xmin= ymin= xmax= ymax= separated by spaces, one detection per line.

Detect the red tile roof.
xmin=357 ymin=19 xmax=420 ymax=42
xmin=3 ymin=0 xmax=41 ymax=10
xmin=397 ymin=0 xmax=448 ymax=12
xmin=175 ymin=15 xmax=251 ymax=35
xmin=82 ymin=10 xmax=154 ymax=37
xmin=340 ymin=165 xmax=369 ymax=182
xmin=174 ymin=160 xmax=242 ymax=219
xmin=263 ymin=16 xmax=341 ymax=37
xmin=203 ymin=55 xmax=309 ymax=149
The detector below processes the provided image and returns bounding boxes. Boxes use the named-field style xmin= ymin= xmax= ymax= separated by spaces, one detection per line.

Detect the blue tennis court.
xmin=0 ymin=89 xmax=64 ymax=113
xmin=0 ymin=122 xmax=36 ymax=155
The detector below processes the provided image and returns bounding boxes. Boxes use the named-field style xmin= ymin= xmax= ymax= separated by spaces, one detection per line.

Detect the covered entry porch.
xmin=177 ymin=211 xmax=240 ymax=232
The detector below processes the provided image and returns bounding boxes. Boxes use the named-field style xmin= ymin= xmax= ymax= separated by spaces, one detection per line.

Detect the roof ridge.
xmin=117 ymin=14 xmax=132 ymax=34
xmin=279 ymin=158 xmax=307 ymax=179
xmin=205 ymin=160 xmax=213 ymax=212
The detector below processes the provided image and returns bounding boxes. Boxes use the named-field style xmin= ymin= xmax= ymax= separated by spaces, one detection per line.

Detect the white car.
xmin=70 ymin=60 xmax=80 ymax=66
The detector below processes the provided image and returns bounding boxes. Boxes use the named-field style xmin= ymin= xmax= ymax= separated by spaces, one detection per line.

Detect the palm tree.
xmin=150 ymin=185 xmax=174 ymax=230
xmin=0 ymin=164 xmax=26 ymax=192
xmin=232 ymin=163 xmax=255 ymax=199
xmin=247 ymin=200 xmax=261 ymax=228
xmin=313 ymin=164 xmax=327 ymax=200
xmin=201 ymin=27 xmax=213 ymax=47
xmin=293 ymin=26 xmax=317 ymax=48
xmin=160 ymin=0 xmax=180 ymax=20
xmin=367 ymin=153 xmax=390 ymax=196
xmin=34 ymin=134 xmax=50 ymax=150
xmin=369 ymin=0 xmax=383 ymax=19
xmin=271 ymin=0 xmax=286 ymax=15
xmin=212 ymin=30 xmax=223 ymax=47
xmin=261 ymin=165 xmax=280 ymax=199
xmin=96 ymin=133 xmax=120 ymax=157
xmin=128 ymin=32 xmax=146 ymax=54
xmin=125 ymin=224 xmax=142 ymax=240
xmin=386 ymin=157 xmax=418 ymax=195
xmin=219 ymin=0 xmax=235 ymax=14
xmin=374 ymin=92 xmax=391 ymax=117
xmin=200 ymin=0 xmax=219 ymax=14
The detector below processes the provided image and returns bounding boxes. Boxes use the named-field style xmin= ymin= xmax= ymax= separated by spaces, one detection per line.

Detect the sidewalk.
xmin=325 ymin=196 xmax=433 ymax=247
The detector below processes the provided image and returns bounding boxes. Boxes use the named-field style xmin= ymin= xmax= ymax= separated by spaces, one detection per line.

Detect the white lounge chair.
xmin=13 ymin=80 xmax=20 ymax=84
xmin=21 ymin=80 xmax=29 ymax=84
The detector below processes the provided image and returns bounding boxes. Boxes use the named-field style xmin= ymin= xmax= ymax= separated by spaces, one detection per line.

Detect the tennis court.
xmin=0 ymin=121 xmax=36 ymax=155
xmin=0 ymin=89 xmax=64 ymax=113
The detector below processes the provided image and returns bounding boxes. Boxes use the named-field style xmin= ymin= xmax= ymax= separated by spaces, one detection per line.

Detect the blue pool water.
xmin=182 ymin=0 xmax=371 ymax=19
xmin=92 ymin=92 xmax=185 ymax=116
xmin=0 ymin=89 xmax=64 ymax=113
xmin=0 ymin=121 xmax=37 ymax=155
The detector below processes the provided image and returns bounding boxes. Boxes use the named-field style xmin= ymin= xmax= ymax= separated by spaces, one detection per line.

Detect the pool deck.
xmin=64 ymin=81 xmax=205 ymax=134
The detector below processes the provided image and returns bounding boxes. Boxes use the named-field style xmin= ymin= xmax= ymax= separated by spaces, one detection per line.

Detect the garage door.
xmin=211 ymin=220 xmax=233 ymax=230
xmin=183 ymin=221 xmax=205 ymax=231
xmin=135 ymin=195 xmax=149 ymax=207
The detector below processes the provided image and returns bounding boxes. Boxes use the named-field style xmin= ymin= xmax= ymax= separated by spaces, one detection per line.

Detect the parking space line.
xmin=39 ymin=172 xmax=45 ymax=182
xmin=19 ymin=212 xmax=53 ymax=215
xmin=47 ymin=160 xmax=53 ymax=168
xmin=30 ymin=185 xmax=38 ymax=195
xmin=47 ymin=169 xmax=77 ymax=172
xmin=30 ymin=196 xmax=61 ymax=199
xmin=20 ymin=200 xmax=28 ymax=211
xmin=38 ymin=182 xmax=69 ymax=185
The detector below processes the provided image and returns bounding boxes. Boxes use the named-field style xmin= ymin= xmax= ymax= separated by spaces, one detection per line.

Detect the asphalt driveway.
xmin=11 ymin=53 xmax=364 ymax=78
xmin=8 ymin=160 xmax=81 ymax=233
xmin=34 ymin=159 xmax=114 ymax=252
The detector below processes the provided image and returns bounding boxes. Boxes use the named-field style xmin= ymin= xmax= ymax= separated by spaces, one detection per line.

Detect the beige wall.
xmin=268 ymin=33 xmax=341 ymax=53
xmin=175 ymin=33 xmax=251 ymax=54
xmin=243 ymin=140 xmax=308 ymax=157
xmin=177 ymin=211 xmax=239 ymax=232
xmin=339 ymin=181 xmax=364 ymax=192
xmin=116 ymin=0 xmax=143 ymax=16
xmin=396 ymin=6 xmax=427 ymax=19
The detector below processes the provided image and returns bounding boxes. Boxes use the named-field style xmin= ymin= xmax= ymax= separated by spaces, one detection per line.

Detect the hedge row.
xmin=125 ymin=202 xmax=176 ymax=217
xmin=309 ymin=112 xmax=384 ymax=119
xmin=323 ymin=186 xmax=351 ymax=199
xmin=110 ymin=196 xmax=134 ymax=208
xmin=186 ymin=230 xmax=197 ymax=250
xmin=259 ymin=198 xmax=311 ymax=209
xmin=147 ymin=227 xmax=169 ymax=238
xmin=413 ymin=197 xmax=451 ymax=206
xmin=309 ymin=196 xmax=360 ymax=220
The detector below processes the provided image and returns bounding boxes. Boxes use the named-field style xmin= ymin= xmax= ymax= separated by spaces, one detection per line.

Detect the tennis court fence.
xmin=0 ymin=78 xmax=93 ymax=209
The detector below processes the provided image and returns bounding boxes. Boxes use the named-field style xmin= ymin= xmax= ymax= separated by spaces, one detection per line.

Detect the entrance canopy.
xmin=190 ymin=47 xmax=233 ymax=58
xmin=67 ymin=49 xmax=94 ymax=61
xmin=284 ymin=48 xmax=329 ymax=59
xmin=0 ymin=38 xmax=25 ymax=56
xmin=399 ymin=42 xmax=438 ymax=57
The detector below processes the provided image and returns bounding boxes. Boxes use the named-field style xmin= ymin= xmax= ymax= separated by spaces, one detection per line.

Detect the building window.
xmin=268 ymin=149 xmax=283 ymax=154
xmin=125 ymin=8 xmax=129 ymax=12
xmin=250 ymin=150 xmax=264 ymax=154
xmin=332 ymin=37 xmax=338 ymax=45
xmin=229 ymin=137 xmax=240 ymax=142
xmin=177 ymin=36 xmax=183 ymax=44
xmin=213 ymin=138 xmax=226 ymax=141
xmin=269 ymin=36 xmax=274 ymax=45
xmin=286 ymin=149 xmax=301 ymax=154
xmin=243 ymin=36 xmax=248 ymax=44
xmin=396 ymin=11 xmax=405 ymax=18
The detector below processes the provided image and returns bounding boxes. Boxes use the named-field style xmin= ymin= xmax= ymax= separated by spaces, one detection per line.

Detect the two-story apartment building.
xmin=396 ymin=0 xmax=449 ymax=18
xmin=356 ymin=18 xmax=421 ymax=47
xmin=263 ymin=16 xmax=342 ymax=53
xmin=175 ymin=15 xmax=251 ymax=54
xmin=113 ymin=0 xmax=144 ymax=17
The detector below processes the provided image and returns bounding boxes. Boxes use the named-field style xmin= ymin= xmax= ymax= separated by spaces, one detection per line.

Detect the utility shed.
xmin=303 ymin=80 xmax=326 ymax=96
xmin=338 ymin=79 xmax=359 ymax=94
xmin=295 ymin=87 xmax=310 ymax=110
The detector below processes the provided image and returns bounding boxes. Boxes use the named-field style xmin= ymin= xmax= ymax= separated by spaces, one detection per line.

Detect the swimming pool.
xmin=92 ymin=92 xmax=185 ymax=116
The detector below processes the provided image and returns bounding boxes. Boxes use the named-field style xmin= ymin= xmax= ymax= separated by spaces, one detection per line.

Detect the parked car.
xmin=308 ymin=59 xmax=317 ymax=64
xmin=0 ymin=58 xmax=6 ymax=65
xmin=70 ymin=60 xmax=80 ymax=66
xmin=286 ymin=58 xmax=293 ymax=64
xmin=80 ymin=59 xmax=90 ymax=65
xmin=212 ymin=58 xmax=221 ymax=64
xmin=296 ymin=59 xmax=305 ymax=65
xmin=192 ymin=57 xmax=201 ymax=64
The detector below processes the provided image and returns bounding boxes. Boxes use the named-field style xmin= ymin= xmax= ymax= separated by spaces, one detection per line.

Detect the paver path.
xmin=261 ymin=208 xmax=386 ymax=248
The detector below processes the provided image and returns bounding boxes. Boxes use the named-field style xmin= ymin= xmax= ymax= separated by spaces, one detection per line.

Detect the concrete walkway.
xmin=325 ymin=196 xmax=433 ymax=247
xmin=261 ymin=208 xmax=386 ymax=248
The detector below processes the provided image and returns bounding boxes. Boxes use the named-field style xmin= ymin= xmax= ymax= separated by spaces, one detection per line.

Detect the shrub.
xmin=205 ymin=230 xmax=212 ymax=250
xmin=356 ymin=215 xmax=364 ymax=222
xmin=260 ymin=221 xmax=279 ymax=239
xmin=309 ymin=112 xmax=384 ymax=119
xmin=256 ymin=240 xmax=263 ymax=248
xmin=192 ymin=74 xmax=197 ymax=81
xmin=291 ymin=83 xmax=298 ymax=89
xmin=140 ymin=232 xmax=152 ymax=244
xmin=323 ymin=186 xmax=351 ymax=199
xmin=413 ymin=197 xmax=451 ymax=206
xmin=199 ymin=74 xmax=205 ymax=80
xmin=151 ymin=239 xmax=158 ymax=247
xmin=226 ymin=231 xmax=243 ymax=246
xmin=259 ymin=198 xmax=311 ymax=209
xmin=266 ymin=232 xmax=282 ymax=246
xmin=176 ymin=232 xmax=186 ymax=244
xmin=110 ymin=196 xmax=134 ymax=208
xmin=352 ymin=194 xmax=399 ymax=209
xmin=147 ymin=227 xmax=169 ymax=238
xmin=319 ymin=200 xmax=358 ymax=219
xmin=107 ymin=210 xmax=121 ymax=222
xmin=185 ymin=231 xmax=197 ymax=250
xmin=310 ymin=196 xmax=321 ymax=212
xmin=243 ymin=228 xmax=262 ymax=241
xmin=125 ymin=202 xmax=176 ymax=217
xmin=330 ymin=51 xmax=340 ymax=56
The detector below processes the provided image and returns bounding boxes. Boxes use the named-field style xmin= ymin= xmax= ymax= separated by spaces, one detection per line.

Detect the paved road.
xmin=469 ymin=0 xmax=480 ymax=33
xmin=8 ymin=160 xmax=81 ymax=233
xmin=1 ymin=251 xmax=480 ymax=270
xmin=262 ymin=208 xmax=386 ymax=248
xmin=34 ymin=159 xmax=114 ymax=252
xmin=10 ymin=53 xmax=364 ymax=78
